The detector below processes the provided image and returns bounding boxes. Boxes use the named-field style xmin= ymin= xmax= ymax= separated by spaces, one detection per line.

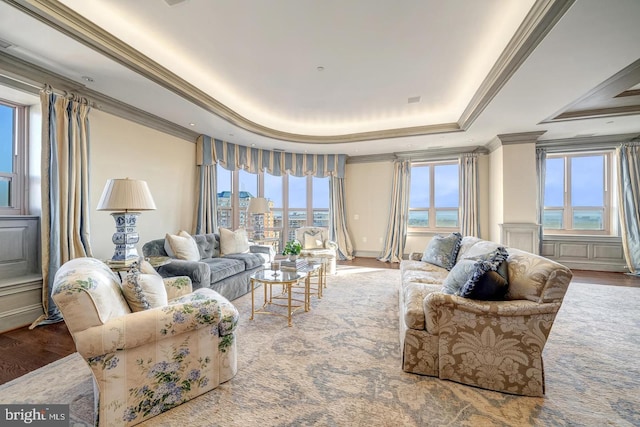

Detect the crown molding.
xmin=537 ymin=132 xmax=640 ymax=152
xmin=2 ymin=0 xmax=573 ymax=145
xmin=346 ymin=145 xmax=488 ymax=164
xmin=486 ymin=131 xmax=547 ymax=153
xmin=458 ymin=0 xmax=575 ymax=130
xmin=0 ymin=50 xmax=199 ymax=142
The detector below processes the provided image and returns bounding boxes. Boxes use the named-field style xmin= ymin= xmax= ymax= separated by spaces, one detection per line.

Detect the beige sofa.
xmin=399 ymin=236 xmax=573 ymax=396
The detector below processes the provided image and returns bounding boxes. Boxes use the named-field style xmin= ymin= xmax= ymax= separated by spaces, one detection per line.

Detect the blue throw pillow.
xmin=421 ymin=232 xmax=462 ymax=271
xmin=441 ymin=246 xmax=510 ymax=300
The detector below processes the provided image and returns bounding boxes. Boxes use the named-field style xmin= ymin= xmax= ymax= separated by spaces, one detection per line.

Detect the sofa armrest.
xmin=250 ymin=244 xmax=275 ymax=263
xmin=73 ymin=298 xmax=223 ymax=358
xmin=156 ymin=259 xmax=210 ymax=290
xmin=163 ymin=276 xmax=193 ymax=300
xmin=424 ymin=292 xmax=561 ymax=334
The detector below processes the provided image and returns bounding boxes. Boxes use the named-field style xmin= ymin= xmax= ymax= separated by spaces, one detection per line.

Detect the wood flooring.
xmin=0 ymin=258 xmax=637 ymax=385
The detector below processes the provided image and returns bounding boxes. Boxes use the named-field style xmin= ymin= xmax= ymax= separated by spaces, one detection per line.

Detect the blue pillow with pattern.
xmin=421 ymin=232 xmax=462 ymax=270
xmin=442 ymin=246 xmax=509 ymax=300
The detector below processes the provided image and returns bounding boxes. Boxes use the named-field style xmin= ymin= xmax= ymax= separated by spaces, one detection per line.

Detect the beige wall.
xmin=489 ymin=147 xmax=504 ymax=243
xmin=345 ymin=161 xmax=394 ymax=256
xmin=502 ymin=143 xmax=537 ymax=223
xmin=89 ymin=110 xmax=197 ymax=260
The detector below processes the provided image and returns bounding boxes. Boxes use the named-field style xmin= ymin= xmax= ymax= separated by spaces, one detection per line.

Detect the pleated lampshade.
xmin=97 ymin=178 xmax=157 ymax=211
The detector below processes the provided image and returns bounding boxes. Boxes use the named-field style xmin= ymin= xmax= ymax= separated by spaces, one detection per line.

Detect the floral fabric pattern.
xmin=401 ymin=239 xmax=572 ymax=396
xmin=51 ymin=257 xmax=239 ymax=426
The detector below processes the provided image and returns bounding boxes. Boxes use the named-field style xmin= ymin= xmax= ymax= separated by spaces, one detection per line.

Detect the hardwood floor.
xmin=0 ymin=258 xmax=637 ymax=385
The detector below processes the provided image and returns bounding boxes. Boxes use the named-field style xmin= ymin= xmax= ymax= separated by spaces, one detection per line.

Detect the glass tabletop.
xmin=252 ymin=269 xmax=305 ymax=283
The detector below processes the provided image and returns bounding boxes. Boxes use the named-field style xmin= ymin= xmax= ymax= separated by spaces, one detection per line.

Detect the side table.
xmin=250 ymin=269 xmax=308 ymax=327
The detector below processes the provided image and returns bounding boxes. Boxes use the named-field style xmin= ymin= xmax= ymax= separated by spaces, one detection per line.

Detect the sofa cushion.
xmin=403 ymin=282 xmax=442 ymax=330
xmin=192 ymin=233 xmax=220 ymax=258
xmin=421 ymin=232 xmax=462 ymax=270
xmin=442 ymin=247 xmax=509 ymax=299
xmin=220 ymin=228 xmax=250 ymax=255
xmin=165 ymin=231 xmax=200 ymax=261
xmin=223 ymin=252 xmax=264 ymax=270
xmin=201 ymin=258 xmax=245 ymax=283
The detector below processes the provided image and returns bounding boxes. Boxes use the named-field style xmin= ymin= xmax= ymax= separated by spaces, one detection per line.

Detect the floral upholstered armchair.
xmin=294 ymin=226 xmax=338 ymax=274
xmin=52 ymin=257 xmax=238 ymax=426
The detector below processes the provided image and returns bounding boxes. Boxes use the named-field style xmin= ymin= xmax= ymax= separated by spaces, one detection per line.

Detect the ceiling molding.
xmin=2 ymin=0 xmax=573 ymax=145
xmin=537 ymin=132 xmax=640 ymax=152
xmin=346 ymin=145 xmax=488 ymax=164
xmin=458 ymin=0 xmax=575 ymax=130
xmin=486 ymin=131 xmax=547 ymax=152
xmin=0 ymin=50 xmax=199 ymax=142
xmin=543 ymin=58 xmax=640 ymax=123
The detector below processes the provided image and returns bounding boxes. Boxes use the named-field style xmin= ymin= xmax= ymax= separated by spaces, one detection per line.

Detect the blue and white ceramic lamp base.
xmin=109 ymin=212 xmax=141 ymax=264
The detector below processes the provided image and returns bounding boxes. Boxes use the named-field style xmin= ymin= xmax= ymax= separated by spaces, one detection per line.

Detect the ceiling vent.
xmin=164 ymin=0 xmax=188 ymax=5
xmin=408 ymin=96 xmax=421 ymax=104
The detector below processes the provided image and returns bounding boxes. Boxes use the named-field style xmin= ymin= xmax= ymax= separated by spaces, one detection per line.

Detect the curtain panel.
xmin=536 ymin=148 xmax=547 ymax=255
xmin=616 ymin=143 xmax=640 ymax=275
xmin=33 ymin=88 xmax=93 ymax=327
xmin=329 ymin=176 xmax=354 ymax=260
xmin=459 ymin=153 xmax=479 ymax=237
xmin=197 ymin=135 xmax=347 ymax=178
xmin=378 ymin=160 xmax=410 ymax=263
xmin=195 ymin=135 xmax=217 ymax=234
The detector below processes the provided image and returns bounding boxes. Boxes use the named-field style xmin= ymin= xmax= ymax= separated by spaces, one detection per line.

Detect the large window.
xmin=0 ymin=100 xmax=26 ymax=215
xmin=409 ymin=161 xmax=459 ymax=231
xmin=543 ymin=151 xmax=613 ymax=235
xmin=216 ymin=165 xmax=330 ymax=249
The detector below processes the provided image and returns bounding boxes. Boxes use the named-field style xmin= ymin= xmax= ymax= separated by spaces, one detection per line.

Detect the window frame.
xmin=215 ymin=167 xmax=330 ymax=249
xmin=0 ymin=99 xmax=27 ymax=215
xmin=543 ymin=150 xmax=613 ymax=236
xmin=408 ymin=160 xmax=460 ymax=233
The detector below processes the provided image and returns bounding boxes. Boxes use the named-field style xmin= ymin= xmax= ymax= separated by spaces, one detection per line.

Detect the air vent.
xmin=408 ymin=96 xmax=421 ymax=104
xmin=164 ymin=0 xmax=188 ymax=5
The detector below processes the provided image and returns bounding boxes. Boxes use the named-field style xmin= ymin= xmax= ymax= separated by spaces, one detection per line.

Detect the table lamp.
xmin=97 ymin=178 xmax=156 ymax=265
xmin=247 ymin=197 xmax=270 ymax=241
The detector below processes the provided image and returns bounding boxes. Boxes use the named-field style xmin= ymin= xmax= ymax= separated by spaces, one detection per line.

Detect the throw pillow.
xmin=421 ymin=232 xmax=463 ymax=270
xmin=442 ymin=258 xmax=477 ymax=295
xmin=220 ymin=228 xmax=250 ymax=255
xmin=165 ymin=231 xmax=200 ymax=261
xmin=304 ymin=233 xmax=324 ymax=249
xmin=459 ymin=270 xmax=509 ymax=300
xmin=120 ymin=270 xmax=168 ymax=312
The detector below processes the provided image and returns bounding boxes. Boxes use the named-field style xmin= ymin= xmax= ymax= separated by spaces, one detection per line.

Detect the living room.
xmin=1 ymin=0 xmax=639 ymax=425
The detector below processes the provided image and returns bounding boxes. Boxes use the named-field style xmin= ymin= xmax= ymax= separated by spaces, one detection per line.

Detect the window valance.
xmin=196 ymin=135 xmax=346 ymax=178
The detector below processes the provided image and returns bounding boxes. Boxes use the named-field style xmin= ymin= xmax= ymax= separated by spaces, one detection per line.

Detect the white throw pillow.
xmin=220 ymin=228 xmax=250 ymax=255
xmin=304 ymin=233 xmax=324 ymax=249
xmin=165 ymin=231 xmax=200 ymax=261
xmin=120 ymin=271 xmax=168 ymax=312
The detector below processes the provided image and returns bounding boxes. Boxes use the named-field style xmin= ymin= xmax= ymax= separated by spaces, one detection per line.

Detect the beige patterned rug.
xmin=1 ymin=266 xmax=639 ymax=426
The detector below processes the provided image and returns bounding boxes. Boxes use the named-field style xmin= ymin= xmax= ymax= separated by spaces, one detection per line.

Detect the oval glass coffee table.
xmin=250 ymin=269 xmax=308 ymax=327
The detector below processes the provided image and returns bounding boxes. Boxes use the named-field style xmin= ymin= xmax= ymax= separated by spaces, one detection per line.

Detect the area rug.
xmin=1 ymin=266 xmax=639 ymax=426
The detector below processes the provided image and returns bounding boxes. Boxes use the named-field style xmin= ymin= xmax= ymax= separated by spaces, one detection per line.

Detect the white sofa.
xmin=399 ymin=236 xmax=573 ymax=396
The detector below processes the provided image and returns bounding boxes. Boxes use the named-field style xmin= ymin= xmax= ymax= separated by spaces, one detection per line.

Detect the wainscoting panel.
xmin=542 ymin=235 xmax=627 ymax=272
xmin=500 ymin=223 xmax=540 ymax=254
xmin=0 ymin=216 xmax=42 ymax=333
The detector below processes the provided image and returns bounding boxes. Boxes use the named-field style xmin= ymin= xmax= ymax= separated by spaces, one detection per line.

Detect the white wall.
xmin=89 ymin=110 xmax=197 ymax=260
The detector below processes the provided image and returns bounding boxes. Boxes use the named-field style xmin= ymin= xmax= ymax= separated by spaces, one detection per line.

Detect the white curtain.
xmin=459 ymin=154 xmax=479 ymax=237
xmin=329 ymin=176 xmax=354 ymax=260
xmin=378 ymin=160 xmax=410 ymax=263
xmin=616 ymin=143 xmax=640 ymax=275
xmin=33 ymin=87 xmax=93 ymax=327
xmin=195 ymin=135 xmax=217 ymax=234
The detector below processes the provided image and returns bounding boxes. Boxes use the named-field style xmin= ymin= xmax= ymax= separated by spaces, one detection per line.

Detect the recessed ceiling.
xmin=0 ymin=0 xmax=639 ymax=156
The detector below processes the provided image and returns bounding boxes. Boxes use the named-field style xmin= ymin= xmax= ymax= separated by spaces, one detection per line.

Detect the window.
xmin=543 ymin=151 xmax=613 ymax=235
xmin=215 ymin=167 xmax=330 ymax=250
xmin=0 ymin=100 xmax=26 ymax=215
xmin=409 ymin=161 xmax=459 ymax=231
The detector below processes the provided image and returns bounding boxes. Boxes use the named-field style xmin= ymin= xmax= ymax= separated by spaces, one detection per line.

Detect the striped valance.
xmin=197 ymin=135 xmax=346 ymax=178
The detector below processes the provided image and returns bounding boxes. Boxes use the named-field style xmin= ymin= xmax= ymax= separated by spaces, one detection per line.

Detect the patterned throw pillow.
xmin=220 ymin=228 xmax=250 ymax=255
xmin=421 ymin=232 xmax=462 ymax=270
xmin=165 ymin=231 xmax=200 ymax=261
xmin=120 ymin=269 xmax=168 ymax=312
xmin=441 ymin=246 xmax=510 ymax=300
